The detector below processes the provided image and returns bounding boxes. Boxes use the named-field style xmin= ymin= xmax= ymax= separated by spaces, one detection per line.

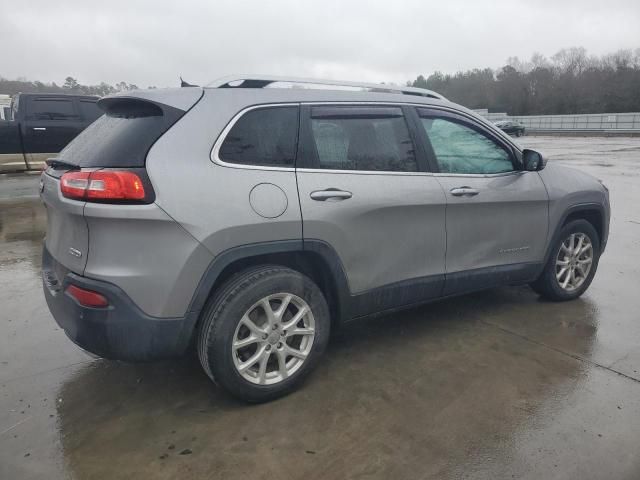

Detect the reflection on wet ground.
xmin=2 ymin=137 xmax=640 ymax=479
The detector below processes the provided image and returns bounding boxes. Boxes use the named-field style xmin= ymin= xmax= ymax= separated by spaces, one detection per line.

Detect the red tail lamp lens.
xmin=60 ymin=171 xmax=145 ymax=201
xmin=66 ymin=284 xmax=109 ymax=308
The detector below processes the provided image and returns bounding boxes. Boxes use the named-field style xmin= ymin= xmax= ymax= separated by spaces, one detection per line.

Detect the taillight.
xmin=66 ymin=284 xmax=109 ymax=308
xmin=60 ymin=170 xmax=146 ymax=202
xmin=60 ymin=171 xmax=90 ymax=199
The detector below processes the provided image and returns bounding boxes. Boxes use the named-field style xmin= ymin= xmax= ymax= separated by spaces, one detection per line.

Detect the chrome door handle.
xmin=450 ymin=186 xmax=479 ymax=197
xmin=310 ymin=189 xmax=353 ymax=201
xmin=33 ymin=127 xmax=47 ymax=131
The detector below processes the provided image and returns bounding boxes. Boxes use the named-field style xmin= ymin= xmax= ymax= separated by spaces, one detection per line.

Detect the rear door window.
xmin=27 ymin=98 xmax=79 ymax=120
xmin=307 ymin=106 xmax=418 ymax=172
xmin=218 ymin=106 xmax=299 ymax=167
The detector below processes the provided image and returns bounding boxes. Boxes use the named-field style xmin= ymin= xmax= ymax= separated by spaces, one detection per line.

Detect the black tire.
xmin=530 ymin=219 xmax=600 ymax=301
xmin=197 ymin=265 xmax=330 ymax=403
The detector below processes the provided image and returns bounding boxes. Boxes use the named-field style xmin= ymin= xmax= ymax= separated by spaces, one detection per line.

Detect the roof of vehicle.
xmin=108 ymin=79 xmax=523 ymax=152
xmin=113 ymin=78 xmax=509 ymax=134
xmin=115 ymin=81 xmax=453 ymax=111
xmin=205 ymin=75 xmax=447 ymax=101
xmin=203 ymin=86 xmax=449 ymax=106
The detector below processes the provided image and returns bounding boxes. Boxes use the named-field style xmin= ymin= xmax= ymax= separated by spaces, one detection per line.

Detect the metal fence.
xmin=473 ymin=109 xmax=640 ymax=134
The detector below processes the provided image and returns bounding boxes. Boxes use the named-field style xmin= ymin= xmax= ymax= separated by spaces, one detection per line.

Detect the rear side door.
xmin=21 ymin=96 xmax=85 ymax=167
xmin=414 ymin=107 xmax=549 ymax=294
xmin=296 ymin=104 xmax=447 ymax=317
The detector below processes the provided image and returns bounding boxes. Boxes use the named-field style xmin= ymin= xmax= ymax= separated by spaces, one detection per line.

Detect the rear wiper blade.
xmin=46 ymin=158 xmax=79 ymax=170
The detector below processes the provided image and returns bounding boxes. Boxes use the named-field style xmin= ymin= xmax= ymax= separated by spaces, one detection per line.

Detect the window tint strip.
xmin=311 ymin=106 xmax=403 ymax=119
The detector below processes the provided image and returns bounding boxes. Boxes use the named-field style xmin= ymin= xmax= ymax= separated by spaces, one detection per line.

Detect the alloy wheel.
xmin=231 ymin=293 xmax=315 ymax=385
xmin=555 ymin=232 xmax=593 ymax=291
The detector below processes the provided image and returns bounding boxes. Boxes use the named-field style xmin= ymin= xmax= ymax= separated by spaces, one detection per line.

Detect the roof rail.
xmin=206 ymin=75 xmax=447 ymax=101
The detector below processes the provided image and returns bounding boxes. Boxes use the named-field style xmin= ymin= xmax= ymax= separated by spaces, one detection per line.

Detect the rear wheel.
xmin=530 ymin=219 xmax=600 ymax=301
xmin=198 ymin=265 xmax=330 ymax=402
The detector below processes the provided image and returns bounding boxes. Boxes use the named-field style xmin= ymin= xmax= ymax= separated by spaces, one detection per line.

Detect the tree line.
xmin=0 ymin=76 xmax=151 ymax=97
xmin=3 ymin=47 xmax=639 ymax=115
xmin=408 ymin=47 xmax=640 ymax=115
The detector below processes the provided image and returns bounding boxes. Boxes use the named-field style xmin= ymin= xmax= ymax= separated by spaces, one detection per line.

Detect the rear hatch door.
xmin=41 ymin=166 xmax=89 ymax=274
xmin=41 ymin=88 xmax=203 ymax=276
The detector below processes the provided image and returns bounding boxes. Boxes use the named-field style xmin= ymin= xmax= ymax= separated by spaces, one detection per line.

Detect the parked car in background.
xmin=41 ymin=76 xmax=609 ymax=402
xmin=0 ymin=93 xmax=101 ymax=172
xmin=494 ymin=120 xmax=526 ymax=136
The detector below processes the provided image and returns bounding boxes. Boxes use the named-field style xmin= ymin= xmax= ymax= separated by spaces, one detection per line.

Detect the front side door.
xmin=296 ymin=104 xmax=447 ymax=317
xmin=22 ymin=96 xmax=84 ymax=167
xmin=415 ymin=108 xmax=549 ymax=295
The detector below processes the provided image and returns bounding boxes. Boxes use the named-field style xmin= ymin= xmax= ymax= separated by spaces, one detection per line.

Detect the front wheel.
xmin=530 ymin=219 xmax=600 ymax=301
xmin=197 ymin=265 xmax=330 ymax=403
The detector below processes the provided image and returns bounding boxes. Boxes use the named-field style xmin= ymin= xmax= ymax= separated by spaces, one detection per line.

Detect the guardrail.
xmin=474 ymin=109 xmax=640 ymax=134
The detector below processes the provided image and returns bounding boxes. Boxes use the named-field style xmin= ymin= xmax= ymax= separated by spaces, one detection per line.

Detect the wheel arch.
xmin=563 ymin=208 xmax=604 ymax=244
xmin=544 ymin=203 xmax=607 ymax=265
xmin=186 ymin=240 xmax=352 ymax=341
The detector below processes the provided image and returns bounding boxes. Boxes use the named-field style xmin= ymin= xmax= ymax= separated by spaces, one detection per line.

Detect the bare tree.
xmin=409 ymin=46 xmax=640 ymax=114
xmin=551 ymin=47 xmax=588 ymax=75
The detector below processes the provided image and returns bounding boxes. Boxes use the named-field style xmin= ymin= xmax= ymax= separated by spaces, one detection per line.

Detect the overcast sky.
xmin=1 ymin=0 xmax=639 ymax=88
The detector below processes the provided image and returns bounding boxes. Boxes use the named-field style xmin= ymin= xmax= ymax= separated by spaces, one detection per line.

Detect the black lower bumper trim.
xmin=42 ymin=246 xmax=197 ymax=362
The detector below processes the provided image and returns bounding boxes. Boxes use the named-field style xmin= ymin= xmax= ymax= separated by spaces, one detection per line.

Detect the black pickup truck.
xmin=0 ymin=93 xmax=101 ymax=172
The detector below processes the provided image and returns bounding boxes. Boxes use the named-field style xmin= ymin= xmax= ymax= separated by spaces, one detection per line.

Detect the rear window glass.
xmin=219 ymin=106 xmax=298 ymax=167
xmin=27 ymin=98 xmax=78 ymax=120
xmin=57 ymin=99 xmax=183 ymax=168
xmin=78 ymin=100 xmax=102 ymax=122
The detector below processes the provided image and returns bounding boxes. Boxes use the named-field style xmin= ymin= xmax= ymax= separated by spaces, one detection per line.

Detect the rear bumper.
xmin=42 ymin=246 xmax=197 ymax=361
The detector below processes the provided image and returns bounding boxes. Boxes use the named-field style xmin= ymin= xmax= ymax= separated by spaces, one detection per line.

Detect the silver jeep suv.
xmin=41 ymin=76 xmax=610 ymax=402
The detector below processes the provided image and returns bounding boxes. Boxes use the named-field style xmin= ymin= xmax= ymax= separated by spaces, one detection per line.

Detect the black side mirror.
xmin=523 ymin=149 xmax=546 ymax=171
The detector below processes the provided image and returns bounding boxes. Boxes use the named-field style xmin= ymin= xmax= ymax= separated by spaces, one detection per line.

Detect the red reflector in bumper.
xmin=66 ymin=284 xmax=109 ymax=308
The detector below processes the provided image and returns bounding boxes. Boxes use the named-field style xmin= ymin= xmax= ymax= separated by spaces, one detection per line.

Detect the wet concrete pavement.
xmin=1 ymin=136 xmax=640 ymax=479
